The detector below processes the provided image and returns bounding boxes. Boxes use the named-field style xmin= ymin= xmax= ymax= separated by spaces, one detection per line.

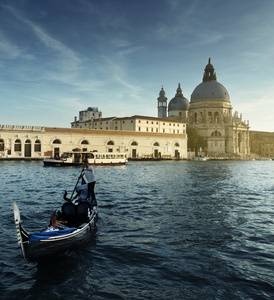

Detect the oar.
xmin=70 ymin=168 xmax=84 ymax=201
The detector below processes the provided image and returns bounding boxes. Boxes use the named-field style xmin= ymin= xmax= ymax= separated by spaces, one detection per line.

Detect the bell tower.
xmin=157 ymin=86 xmax=167 ymax=118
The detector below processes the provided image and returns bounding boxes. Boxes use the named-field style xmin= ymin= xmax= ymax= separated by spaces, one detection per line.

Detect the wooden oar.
xmin=70 ymin=168 xmax=84 ymax=201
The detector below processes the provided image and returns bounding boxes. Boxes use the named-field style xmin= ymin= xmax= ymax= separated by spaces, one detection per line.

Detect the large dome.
xmin=191 ymin=81 xmax=230 ymax=102
xmin=168 ymin=83 xmax=189 ymax=111
xmin=191 ymin=58 xmax=230 ymax=103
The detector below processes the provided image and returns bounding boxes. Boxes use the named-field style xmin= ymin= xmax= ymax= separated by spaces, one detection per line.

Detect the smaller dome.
xmin=168 ymin=83 xmax=189 ymax=111
xmin=159 ymin=86 xmax=166 ymax=97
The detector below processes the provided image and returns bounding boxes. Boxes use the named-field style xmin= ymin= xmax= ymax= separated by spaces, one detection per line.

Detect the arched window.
xmin=214 ymin=112 xmax=219 ymax=122
xmin=153 ymin=142 xmax=160 ymax=147
xmin=0 ymin=139 xmax=4 ymax=151
xmin=238 ymin=132 xmax=241 ymax=148
xmin=174 ymin=143 xmax=180 ymax=147
xmin=107 ymin=140 xmax=114 ymax=145
xmin=34 ymin=140 xmax=41 ymax=152
xmin=211 ymin=131 xmax=221 ymax=137
xmin=194 ymin=112 xmax=197 ymax=123
xmin=131 ymin=141 xmax=138 ymax=146
xmin=81 ymin=140 xmax=89 ymax=145
xmin=208 ymin=112 xmax=212 ymax=123
xmin=25 ymin=139 xmax=31 ymax=144
xmin=14 ymin=139 xmax=21 ymax=152
xmin=53 ymin=139 xmax=61 ymax=144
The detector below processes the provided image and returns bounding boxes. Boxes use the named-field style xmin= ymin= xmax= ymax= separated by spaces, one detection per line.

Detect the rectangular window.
xmin=34 ymin=144 xmax=41 ymax=152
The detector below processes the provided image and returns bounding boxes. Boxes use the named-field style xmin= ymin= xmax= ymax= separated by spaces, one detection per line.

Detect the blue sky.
xmin=0 ymin=0 xmax=273 ymax=132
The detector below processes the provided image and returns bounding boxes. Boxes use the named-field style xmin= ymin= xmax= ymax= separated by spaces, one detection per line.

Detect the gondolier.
xmin=82 ymin=162 xmax=96 ymax=203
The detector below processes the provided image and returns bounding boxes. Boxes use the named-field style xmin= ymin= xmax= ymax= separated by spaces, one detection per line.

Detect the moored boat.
xmin=13 ymin=172 xmax=98 ymax=262
xmin=43 ymin=151 xmax=127 ymax=166
xmin=193 ymin=156 xmax=208 ymax=161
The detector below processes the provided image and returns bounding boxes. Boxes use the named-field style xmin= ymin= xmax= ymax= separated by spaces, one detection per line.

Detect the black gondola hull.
xmin=25 ymin=219 xmax=96 ymax=262
xmin=14 ymin=202 xmax=98 ymax=262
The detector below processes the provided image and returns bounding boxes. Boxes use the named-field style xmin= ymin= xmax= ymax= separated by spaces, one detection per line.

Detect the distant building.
xmin=249 ymin=131 xmax=274 ymax=158
xmin=72 ymin=114 xmax=186 ymax=134
xmin=73 ymin=106 xmax=102 ymax=124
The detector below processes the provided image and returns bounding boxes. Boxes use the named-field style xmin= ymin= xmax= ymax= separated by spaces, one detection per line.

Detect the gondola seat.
xmin=76 ymin=201 xmax=90 ymax=224
xmin=62 ymin=202 xmax=77 ymax=227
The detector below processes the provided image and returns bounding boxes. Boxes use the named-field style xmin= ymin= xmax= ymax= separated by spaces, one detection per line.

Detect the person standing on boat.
xmin=82 ymin=162 xmax=96 ymax=203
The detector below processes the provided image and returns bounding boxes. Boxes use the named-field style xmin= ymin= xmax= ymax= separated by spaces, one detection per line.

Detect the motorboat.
xmin=43 ymin=151 xmax=127 ymax=166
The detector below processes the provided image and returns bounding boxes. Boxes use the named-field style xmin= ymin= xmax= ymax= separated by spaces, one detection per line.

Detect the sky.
xmin=0 ymin=0 xmax=273 ymax=132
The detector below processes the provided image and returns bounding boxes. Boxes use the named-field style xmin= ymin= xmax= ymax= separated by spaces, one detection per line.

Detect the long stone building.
xmin=0 ymin=120 xmax=187 ymax=160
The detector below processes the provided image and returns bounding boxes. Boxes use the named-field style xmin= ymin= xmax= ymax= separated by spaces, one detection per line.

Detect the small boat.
xmin=13 ymin=173 xmax=98 ymax=262
xmin=43 ymin=151 xmax=127 ymax=166
xmin=193 ymin=156 xmax=208 ymax=161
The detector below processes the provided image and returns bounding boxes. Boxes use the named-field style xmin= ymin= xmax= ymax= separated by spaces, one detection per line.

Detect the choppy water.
xmin=1 ymin=160 xmax=274 ymax=299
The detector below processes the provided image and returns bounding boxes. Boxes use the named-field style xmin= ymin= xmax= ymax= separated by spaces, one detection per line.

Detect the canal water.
xmin=1 ymin=160 xmax=274 ymax=299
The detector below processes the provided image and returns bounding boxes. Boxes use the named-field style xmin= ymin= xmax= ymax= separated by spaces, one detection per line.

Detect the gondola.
xmin=13 ymin=172 xmax=98 ymax=263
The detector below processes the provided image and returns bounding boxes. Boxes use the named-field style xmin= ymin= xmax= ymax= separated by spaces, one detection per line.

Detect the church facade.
xmin=158 ymin=59 xmax=250 ymax=157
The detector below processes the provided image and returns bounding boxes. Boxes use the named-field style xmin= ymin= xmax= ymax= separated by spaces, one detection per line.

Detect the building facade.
xmin=71 ymin=115 xmax=186 ymax=135
xmin=0 ymin=125 xmax=187 ymax=160
xmin=249 ymin=131 xmax=274 ymax=159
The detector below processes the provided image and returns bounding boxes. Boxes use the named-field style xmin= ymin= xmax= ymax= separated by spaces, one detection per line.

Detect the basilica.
xmin=158 ymin=58 xmax=250 ymax=157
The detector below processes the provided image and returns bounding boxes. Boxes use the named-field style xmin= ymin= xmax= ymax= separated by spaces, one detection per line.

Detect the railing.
xmin=0 ymin=125 xmax=44 ymax=131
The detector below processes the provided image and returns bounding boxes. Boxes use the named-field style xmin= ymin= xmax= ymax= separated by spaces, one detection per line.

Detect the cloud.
xmin=3 ymin=4 xmax=80 ymax=64
xmin=0 ymin=30 xmax=34 ymax=60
